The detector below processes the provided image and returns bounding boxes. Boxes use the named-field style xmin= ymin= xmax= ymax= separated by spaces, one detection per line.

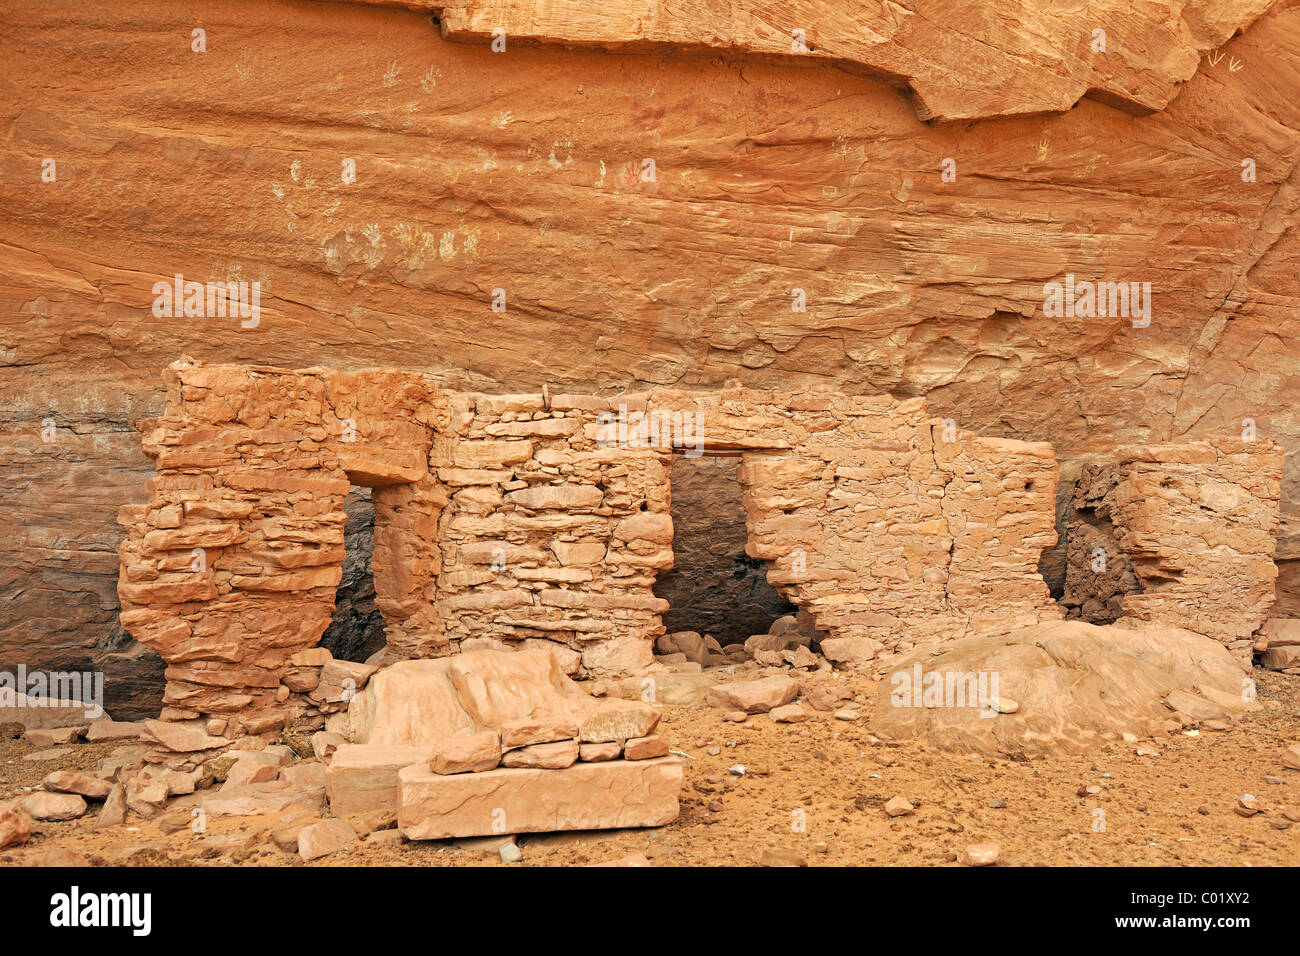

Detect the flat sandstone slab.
xmin=398 ymin=757 xmax=683 ymax=840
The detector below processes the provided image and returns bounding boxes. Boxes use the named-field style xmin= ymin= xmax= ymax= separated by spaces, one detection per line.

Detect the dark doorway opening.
xmin=654 ymin=454 xmax=795 ymax=645
xmin=320 ymin=487 xmax=388 ymax=662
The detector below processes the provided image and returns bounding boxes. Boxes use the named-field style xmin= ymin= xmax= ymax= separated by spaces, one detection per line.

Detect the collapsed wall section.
xmin=1062 ymin=438 xmax=1284 ymax=665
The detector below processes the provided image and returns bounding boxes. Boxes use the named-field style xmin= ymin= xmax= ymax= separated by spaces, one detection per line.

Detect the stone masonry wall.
xmin=118 ymin=360 xmax=448 ymax=747
xmin=119 ymin=363 xmax=1069 ymax=748
xmin=430 ymin=390 xmax=673 ymax=677
xmin=1063 ymin=438 xmax=1284 ymax=664
xmin=740 ymin=395 xmax=1062 ymax=656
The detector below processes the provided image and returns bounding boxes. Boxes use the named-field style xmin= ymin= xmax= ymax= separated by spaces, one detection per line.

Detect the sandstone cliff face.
xmin=1 ymin=0 xmax=1297 ymax=714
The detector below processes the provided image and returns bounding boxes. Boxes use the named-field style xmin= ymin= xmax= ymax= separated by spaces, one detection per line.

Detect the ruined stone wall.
xmin=1062 ymin=438 xmax=1284 ymax=664
xmin=430 ymin=391 xmax=673 ymax=677
xmin=741 ymin=396 xmax=1062 ymax=656
xmin=117 ymin=360 xmax=448 ymax=742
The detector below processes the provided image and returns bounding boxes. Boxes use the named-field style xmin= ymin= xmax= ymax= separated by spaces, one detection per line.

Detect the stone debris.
xmin=623 ymin=734 xmax=668 ymax=760
xmin=770 ymin=704 xmax=809 ymax=723
xmin=1283 ymin=745 xmax=1300 ymax=771
xmin=430 ymin=732 xmax=502 ymax=775
xmin=20 ymin=792 xmax=87 ymax=821
xmin=884 ymin=796 xmax=915 ymax=818
xmin=298 ymin=818 xmax=357 ymax=862
xmin=94 ymin=786 xmax=127 ymax=829
xmin=23 ymin=726 xmax=86 ymax=747
xmin=962 ymin=843 xmax=1001 ymax=866
xmin=577 ymin=741 xmax=621 ymax=762
xmin=0 ymin=809 xmax=32 ymax=849
xmin=85 ymin=720 xmax=144 ymax=743
xmin=22 ymin=747 xmax=74 ymax=762
xmin=1258 ymin=619 xmax=1300 ymax=673
xmin=324 ymin=745 xmax=432 ymax=816
xmin=42 ymin=771 xmax=113 ymax=800
xmin=706 ymin=676 xmax=800 ymax=714
xmin=501 ymin=740 xmax=580 ymax=769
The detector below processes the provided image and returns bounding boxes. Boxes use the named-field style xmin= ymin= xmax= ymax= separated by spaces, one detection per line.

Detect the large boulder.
xmin=871 ymin=620 xmax=1259 ymax=756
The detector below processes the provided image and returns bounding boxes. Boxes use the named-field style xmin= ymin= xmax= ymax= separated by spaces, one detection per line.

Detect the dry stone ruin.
xmin=117 ymin=359 xmax=1065 ymax=745
xmin=105 ymin=358 xmax=1290 ymax=837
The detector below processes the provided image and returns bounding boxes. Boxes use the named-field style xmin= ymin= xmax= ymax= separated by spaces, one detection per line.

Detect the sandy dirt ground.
xmin=2 ymin=670 xmax=1298 ymax=868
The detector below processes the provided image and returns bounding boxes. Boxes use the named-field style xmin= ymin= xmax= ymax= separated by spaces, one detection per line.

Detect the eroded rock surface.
xmin=871 ymin=620 xmax=1259 ymax=756
xmin=2 ymin=0 xmax=1298 ymax=713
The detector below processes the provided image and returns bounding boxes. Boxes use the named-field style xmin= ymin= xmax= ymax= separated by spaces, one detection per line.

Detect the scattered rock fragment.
xmin=884 ymin=796 xmax=914 ymax=818
xmin=624 ymin=734 xmax=668 ymax=760
xmin=759 ymin=847 xmax=807 ymax=867
xmin=771 ymin=703 xmax=808 ymax=723
xmin=501 ymin=740 xmax=579 ymax=769
xmin=705 ymin=676 xmax=799 ymax=714
xmin=430 ymin=731 xmax=501 ymax=775
xmin=0 ymin=809 xmax=32 ymax=849
xmin=962 ymin=843 xmax=1001 ymax=866
xmin=42 ymin=771 xmax=113 ymax=800
xmin=298 ymin=818 xmax=357 ymax=861
xmin=20 ymin=792 xmax=87 ymax=821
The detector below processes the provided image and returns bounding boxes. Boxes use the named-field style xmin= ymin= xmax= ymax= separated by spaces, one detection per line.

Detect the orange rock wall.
xmin=4 ymin=0 xmax=1299 ymax=715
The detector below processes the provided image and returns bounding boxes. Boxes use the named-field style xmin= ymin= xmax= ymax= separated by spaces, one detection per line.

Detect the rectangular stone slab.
xmin=398 ymin=756 xmax=683 ymax=839
xmin=326 ymin=744 xmax=431 ymax=816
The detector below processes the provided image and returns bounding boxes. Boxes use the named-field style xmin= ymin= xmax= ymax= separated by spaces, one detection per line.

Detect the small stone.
xmin=833 ymin=708 xmax=860 ymax=721
xmin=1203 ymin=719 xmax=1231 ymax=732
xmin=222 ymin=759 xmax=280 ymax=789
xmin=728 ymin=764 xmax=746 ymax=776
xmin=884 ymin=796 xmax=914 ymax=817
xmin=298 ymin=818 xmax=357 ymax=861
xmin=20 ymin=792 xmax=87 ymax=821
xmin=759 ymin=847 xmax=807 ymax=867
xmin=987 ymin=798 xmax=1006 ymax=809
xmin=707 ymin=746 xmax=721 ymax=756
xmin=624 ymin=734 xmax=669 ymax=760
xmin=84 ymin=720 xmax=143 ymax=743
xmin=94 ymin=785 xmax=126 ymax=828
xmin=1235 ymin=794 xmax=1260 ymax=817
xmin=499 ymin=841 xmax=523 ymax=864
xmin=962 ymin=843 xmax=1001 ymax=866
xmin=123 ymin=777 xmax=169 ymax=817
xmin=770 ymin=703 xmax=808 ymax=723
xmin=0 ymin=809 xmax=32 ymax=849
xmin=578 ymin=741 xmax=621 ymax=762
xmin=705 ymin=676 xmax=800 ymax=715
xmin=430 ymin=731 xmax=501 ymax=775
xmin=501 ymin=739 xmax=579 ymax=769
xmin=22 ymin=747 xmax=74 ymax=762
xmin=991 ymin=697 xmax=1019 ymax=715
xmin=311 ymin=731 xmax=347 ymax=761
xmin=42 ymin=771 xmax=113 ymax=800
xmin=1282 ymin=744 xmax=1300 ymax=771
xmin=1264 ymin=775 xmax=1285 ymax=785
xmin=723 ymin=711 xmax=749 ymax=723
xmin=24 ymin=726 xmax=87 ymax=746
